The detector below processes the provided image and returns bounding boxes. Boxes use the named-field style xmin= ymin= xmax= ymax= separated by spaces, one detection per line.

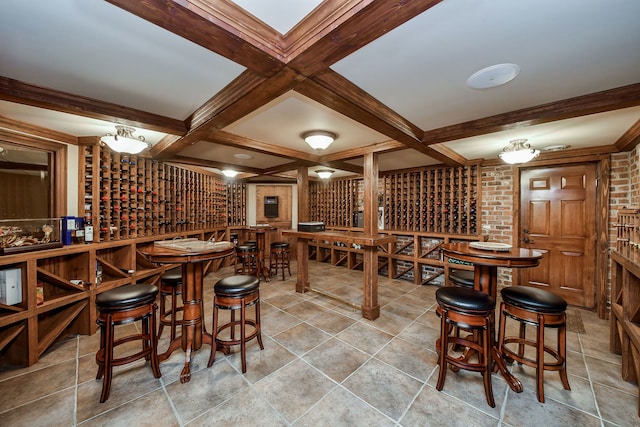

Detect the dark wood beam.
xmin=106 ymin=0 xmax=284 ymax=76
xmin=286 ymin=0 xmax=444 ymax=75
xmin=423 ymin=83 xmax=640 ymax=145
xmin=207 ymin=130 xmax=320 ymax=162
xmin=170 ymin=155 xmax=262 ymax=175
xmin=0 ymin=77 xmax=186 ymax=135
xmin=615 ymin=118 xmax=640 ymax=152
xmin=152 ymin=68 xmax=304 ymax=158
xmin=0 ymin=115 xmax=77 ymax=145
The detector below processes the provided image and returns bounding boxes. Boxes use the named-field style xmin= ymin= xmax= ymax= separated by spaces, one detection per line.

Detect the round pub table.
xmin=142 ymin=241 xmax=234 ymax=383
xmin=441 ymin=242 xmax=542 ymax=393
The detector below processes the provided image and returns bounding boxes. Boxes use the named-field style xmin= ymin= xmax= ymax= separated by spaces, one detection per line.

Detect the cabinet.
xmin=79 ymin=145 xmax=230 ymax=242
xmin=0 ymin=230 xmax=223 ymax=368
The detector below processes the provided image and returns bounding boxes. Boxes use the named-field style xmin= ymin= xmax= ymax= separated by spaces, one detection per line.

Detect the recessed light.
xmin=467 ymin=63 xmax=520 ymax=89
xmin=234 ymin=153 xmax=253 ymax=160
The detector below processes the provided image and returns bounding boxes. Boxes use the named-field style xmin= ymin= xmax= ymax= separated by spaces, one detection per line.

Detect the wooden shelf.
xmin=0 ymin=229 xmax=227 ymax=368
xmin=610 ymin=249 xmax=640 ymax=416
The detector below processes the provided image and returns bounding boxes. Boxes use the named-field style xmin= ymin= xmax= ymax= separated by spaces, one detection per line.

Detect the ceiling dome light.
xmin=302 ymin=131 xmax=337 ymax=150
xmin=498 ymin=139 xmax=540 ymax=164
xmin=315 ymin=169 xmax=334 ymax=179
xmin=100 ymin=125 xmax=149 ymax=154
xmin=222 ymin=169 xmax=239 ymax=178
xmin=467 ymin=63 xmax=520 ymax=89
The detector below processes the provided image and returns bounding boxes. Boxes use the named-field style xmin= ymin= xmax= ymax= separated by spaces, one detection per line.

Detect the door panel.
xmin=520 ymin=164 xmax=596 ymax=308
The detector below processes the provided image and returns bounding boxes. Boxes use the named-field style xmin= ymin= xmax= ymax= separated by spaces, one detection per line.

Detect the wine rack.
xmin=309 ymin=179 xmax=360 ymax=227
xmin=79 ymin=145 xmax=229 ymax=242
xmin=227 ymin=182 xmax=247 ymax=226
xmin=380 ymin=165 xmax=479 ymax=234
xmin=615 ymin=208 xmax=640 ymax=263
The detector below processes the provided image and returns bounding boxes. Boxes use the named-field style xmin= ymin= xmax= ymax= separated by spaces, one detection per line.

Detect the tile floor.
xmin=0 ymin=261 xmax=638 ymax=426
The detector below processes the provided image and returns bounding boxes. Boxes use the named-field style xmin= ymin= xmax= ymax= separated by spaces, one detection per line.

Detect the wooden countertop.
xmin=282 ymin=229 xmax=396 ymax=247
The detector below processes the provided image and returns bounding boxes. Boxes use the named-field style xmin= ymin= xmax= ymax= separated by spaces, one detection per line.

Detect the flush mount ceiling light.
xmin=315 ymin=169 xmax=334 ymax=179
xmin=234 ymin=153 xmax=253 ymax=160
xmin=302 ymin=131 xmax=337 ymax=150
xmin=467 ymin=63 xmax=520 ymax=89
xmin=221 ymin=169 xmax=239 ymax=178
xmin=100 ymin=125 xmax=149 ymax=154
xmin=498 ymin=138 xmax=540 ymax=164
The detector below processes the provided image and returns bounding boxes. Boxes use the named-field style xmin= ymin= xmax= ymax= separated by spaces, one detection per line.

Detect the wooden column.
xmin=362 ymin=152 xmax=380 ymax=320
xmin=295 ymin=166 xmax=309 ymax=292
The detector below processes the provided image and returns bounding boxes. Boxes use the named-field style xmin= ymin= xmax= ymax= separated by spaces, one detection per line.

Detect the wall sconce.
xmin=498 ymin=139 xmax=540 ymax=164
xmin=222 ymin=169 xmax=239 ymax=178
xmin=100 ymin=126 xmax=150 ymax=154
xmin=302 ymin=131 xmax=337 ymax=150
xmin=316 ymin=169 xmax=334 ymax=179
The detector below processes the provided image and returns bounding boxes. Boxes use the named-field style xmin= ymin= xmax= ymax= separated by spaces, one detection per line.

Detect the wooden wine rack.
xmin=79 ymin=145 xmax=241 ymax=242
xmin=379 ymin=165 xmax=478 ymax=233
xmin=227 ymin=182 xmax=247 ymax=226
xmin=309 ymin=179 xmax=360 ymax=227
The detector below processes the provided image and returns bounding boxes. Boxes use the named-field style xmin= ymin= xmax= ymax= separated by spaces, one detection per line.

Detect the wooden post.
xmin=362 ymin=153 xmax=380 ymax=320
xmin=295 ymin=166 xmax=309 ymax=292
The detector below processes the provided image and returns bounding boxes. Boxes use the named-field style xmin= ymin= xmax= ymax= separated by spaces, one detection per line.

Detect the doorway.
xmin=519 ymin=164 xmax=597 ymax=308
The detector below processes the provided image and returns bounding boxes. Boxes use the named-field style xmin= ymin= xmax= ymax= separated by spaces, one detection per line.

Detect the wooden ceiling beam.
xmin=286 ymin=0 xmax=444 ymax=76
xmin=152 ymin=67 xmax=304 ymax=158
xmin=206 ymin=130 xmax=320 ymax=163
xmin=106 ymin=0 xmax=284 ymax=76
xmin=423 ymin=83 xmax=640 ymax=145
xmin=0 ymin=115 xmax=77 ymax=145
xmin=0 ymin=77 xmax=186 ymax=135
xmin=170 ymin=155 xmax=262 ymax=175
xmin=615 ymin=118 xmax=640 ymax=152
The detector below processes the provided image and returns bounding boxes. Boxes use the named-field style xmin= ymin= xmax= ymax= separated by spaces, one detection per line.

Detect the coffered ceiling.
xmin=1 ymin=0 xmax=640 ymax=181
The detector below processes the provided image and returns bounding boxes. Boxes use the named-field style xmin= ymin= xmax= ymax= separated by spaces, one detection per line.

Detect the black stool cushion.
xmin=501 ymin=286 xmax=567 ymax=313
xmin=215 ymin=275 xmax=260 ymax=297
xmin=161 ymin=267 xmax=182 ymax=284
xmin=243 ymin=240 xmax=257 ymax=247
xmin=436 ymin=286 xmax=495 ymax=312
xmin=449 ymin=269 xmax=474 ymax=288
xmin=96 ymin=284 xmax=158 ymax=311
xmin=270 ymin=241 xmax=290 ymax=249
xmin=236 ymin=244 xmax=257 ymax=252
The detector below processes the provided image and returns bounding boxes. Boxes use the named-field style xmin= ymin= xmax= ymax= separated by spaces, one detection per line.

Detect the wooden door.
xmin=519 ymin=164 xmax=596 ymax=308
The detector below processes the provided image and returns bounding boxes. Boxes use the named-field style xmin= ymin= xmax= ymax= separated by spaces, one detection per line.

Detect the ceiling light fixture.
xmin=302 ymin=131 xmax=337 ymax=150
xmin=316 ymin=169 xmax=334 ymax=179
xmin=100 ymin=125 xmax=149 ymax=154
xmin=467 ymin=63 xmax=520 ymax=89
xmin=498 ymin=139 xmax=540 ymax=164
xmin=221 ymin=169 xmax=239 ymax=178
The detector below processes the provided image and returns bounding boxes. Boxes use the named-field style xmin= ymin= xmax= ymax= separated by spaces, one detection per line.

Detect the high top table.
xmin=441 ymin=242 xmax=543 ymax=392
xmin=283 ymin=229 xmax=396 ymax=320
xmin=141 ymin=240 xmax=234 ymax=383
xmin=245 ymin=225 xmax=277 ymax=281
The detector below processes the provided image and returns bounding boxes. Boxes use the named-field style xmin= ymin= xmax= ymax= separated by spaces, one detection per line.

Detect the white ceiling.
xmin=1 ymin=0 xmax=639 ymax=180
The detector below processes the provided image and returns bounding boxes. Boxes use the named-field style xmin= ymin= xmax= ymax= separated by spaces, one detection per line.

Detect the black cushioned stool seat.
xmin=158 ymin=267 xmax=183 ymax=341
xmin=208 ymin=275 xmax=264 ymax=373
xmin=234 ymin=244 xmax=258 ymax=276
xmin=435 ymin=286 xmax=497 ymax=407
xmin=448 ymin=269 xmax=475 ymax=288
xmin=95 ymin=284 xmax=161 ymax=403
xmin=498 ymin=286 xmax=570 ymax=403
xmin=269 ymin=241 xmax=291 ymax=281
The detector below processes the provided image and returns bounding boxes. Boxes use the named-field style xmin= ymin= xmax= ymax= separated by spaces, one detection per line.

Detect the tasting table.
xmin=141 ymin=241 xmax=234 ymax=383
xmin=441 ymin=242 xmax=543 ymax=392
xmin=282 ymin=229 xmax=396 ymax=320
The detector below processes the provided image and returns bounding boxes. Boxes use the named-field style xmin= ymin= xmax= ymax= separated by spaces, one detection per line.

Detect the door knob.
xmin=523 ymin=237 xmax=535 ymax=244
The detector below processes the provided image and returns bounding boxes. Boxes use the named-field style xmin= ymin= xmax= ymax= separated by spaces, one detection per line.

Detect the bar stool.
xmin=207 ymin=275 xmax=264 ymax=373
xmin=448 ymin=268 xmax=474 ymax=288
xmin=497 ymin=286 xmax=570 ymax=403
xmin=158 ymin=267 xmax=183 ymax=341
xmin=269 ymin=241 xmax=291 ymax=280
xmin=95 ymin=284 xmax=161 ymax=403
xmin=234 ymin=244 xmax=258 ymax=275
xmin=435 ymin=286 xmax=496 ymax=407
